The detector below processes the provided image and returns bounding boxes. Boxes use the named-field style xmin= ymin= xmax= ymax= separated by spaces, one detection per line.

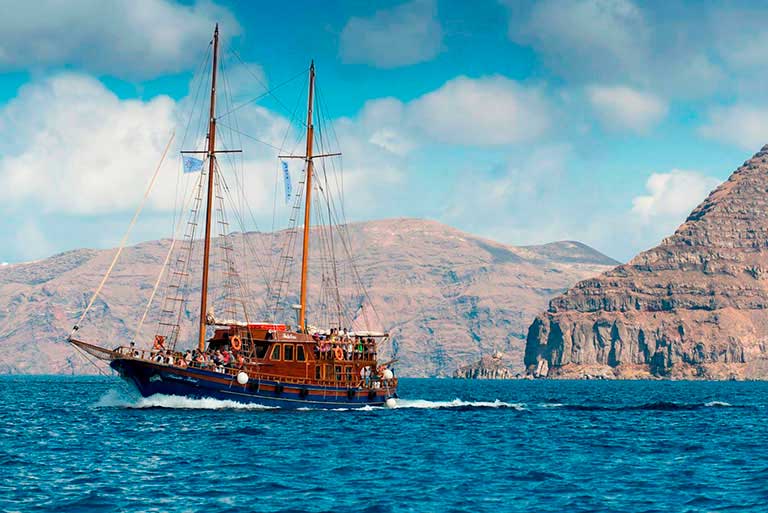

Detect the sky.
xmin=1 ymin=0 xmax=767 ymax=263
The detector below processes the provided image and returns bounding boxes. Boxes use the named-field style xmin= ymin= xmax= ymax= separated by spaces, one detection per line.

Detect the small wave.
xmin=556 ymin=400 xmax=738 ymax=412
xmin=94 ymin=391 xmax=276 ymax=410
xmin=704 ymin=401 xmax=732 ymax=408
xmin=392 ymin=398 xmax=526 ymax=410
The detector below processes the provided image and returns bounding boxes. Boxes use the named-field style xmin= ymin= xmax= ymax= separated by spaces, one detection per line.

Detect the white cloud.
xmin=631 ymin=169 xmax=720 ymax=223
xmin=503 ymin=1 xmax=723 ymax=99
xmin=699 ymin=104 xmax=768 ymax=150
xmin=0 ymin=0 xmax=238 ymax=78
xmin=0 ymin=74 xmax=179 ymax=214
xmin=0 ymin=73 xmax=295 ymax=223
xmin=587 ymin=85 xmax=667 ymax=133
xmin=507 ymin=0 xmax=649 ymax=82
xmin=340 ymin=0 xmax=443 ymax=68
xmin=407 ymin=75 xmax=550 ymax=145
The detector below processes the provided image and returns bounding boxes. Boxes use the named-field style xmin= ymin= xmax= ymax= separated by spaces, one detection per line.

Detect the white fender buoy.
xmin=236 ymin=372 xmax=249 ymax=385
xmin=385 ymin=397 xmax=397 ymax=408
xmin=382 ymin=369 xmax=394 ymax=380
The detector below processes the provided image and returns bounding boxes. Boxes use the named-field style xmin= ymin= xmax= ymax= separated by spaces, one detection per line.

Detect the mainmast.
xmin=298 ymin=62 xmax=316 ymax=332
xmin=198 ymin=24 xmax=219 ymax=351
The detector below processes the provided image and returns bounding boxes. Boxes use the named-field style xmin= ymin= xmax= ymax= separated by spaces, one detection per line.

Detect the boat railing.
xmin=112 ymin=345 xmax=396 ymax=389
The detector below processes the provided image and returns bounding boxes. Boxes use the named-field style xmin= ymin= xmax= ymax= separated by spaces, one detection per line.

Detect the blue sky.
xmin=0 ymin=0 xmax=766 ymax=263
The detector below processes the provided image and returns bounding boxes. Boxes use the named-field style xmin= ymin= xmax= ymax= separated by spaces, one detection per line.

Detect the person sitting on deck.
xmin=222 ymin=350 xmax=232 ymax=365
xmin=165 ymin=350 xmax=174 ymax=365
xmin=151 ymin=335 xmax=165 ymax=356
xmin=184 ymin=350 xmax=192 ymax=363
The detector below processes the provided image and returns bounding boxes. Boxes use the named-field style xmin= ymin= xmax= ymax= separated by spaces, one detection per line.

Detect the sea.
xmin=1 ymin=376 xmax=767 ymax=513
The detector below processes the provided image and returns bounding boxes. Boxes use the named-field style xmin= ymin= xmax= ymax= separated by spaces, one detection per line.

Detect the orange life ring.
xmin=333 ymin=347 xmax=344 ymax=360
xmin=231 ymin=336 xmax=242 ymax=351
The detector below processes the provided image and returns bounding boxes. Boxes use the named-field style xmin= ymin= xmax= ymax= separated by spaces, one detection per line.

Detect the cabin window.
xmin=254 ymin=342 xmax=270 ymax=359
xmin=325 ymin=365 xmax=332 ymax=381
xmin=345 ymin=366 xmax=352 ymax=382
xmin=296 ymin=345 xmax=306 ymax=361
xmin=284 ymin=344 xmax=294 ymax=361
xmin=315 ymin=365 xmax=321 ymax=380
xmin=271 ymin=344 xmax=281 ymax=361
xmin=335 ymin=365 xmax=342 ymax=381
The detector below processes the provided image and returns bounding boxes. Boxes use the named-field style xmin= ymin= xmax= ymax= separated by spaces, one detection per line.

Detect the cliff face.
xmin=0 ymin=218 xmax=616 ymax=376
xmin=525 ymin=146 xmax=768 ymax=379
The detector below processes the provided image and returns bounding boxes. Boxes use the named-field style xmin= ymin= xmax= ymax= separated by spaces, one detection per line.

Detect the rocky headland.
xmin=525 ymin=146 xmax=768 ymax=379
xmin=453 ymin=352 xmax=518 ymax=379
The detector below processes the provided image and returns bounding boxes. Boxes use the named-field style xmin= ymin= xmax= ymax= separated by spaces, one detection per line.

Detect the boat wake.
xmin=94 ymin=390 xmax=276 ymax=410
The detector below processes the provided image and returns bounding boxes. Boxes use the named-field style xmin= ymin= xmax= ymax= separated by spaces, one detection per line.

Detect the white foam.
xmin=704 ymin=401 xmax=732 ymax=407
xmin=95 ymin=390 xmax=276 ymax=410
xmin=392 ymin=398 xmax=526 ymax=410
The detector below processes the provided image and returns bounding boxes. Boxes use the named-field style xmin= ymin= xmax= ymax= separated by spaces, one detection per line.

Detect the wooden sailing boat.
xmin=68 ymin=25 xmax=398 ymax=409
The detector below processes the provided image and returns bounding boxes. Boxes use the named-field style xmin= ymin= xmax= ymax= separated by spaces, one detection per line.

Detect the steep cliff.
xmin=0 ymin=219 xmax=616 ymax=376
xmin=525 ymin=146 xmax=768 ymax=379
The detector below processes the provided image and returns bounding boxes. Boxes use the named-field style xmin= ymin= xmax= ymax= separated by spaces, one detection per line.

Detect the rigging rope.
xmin=71 ymin=131 xmax=175 ymax=336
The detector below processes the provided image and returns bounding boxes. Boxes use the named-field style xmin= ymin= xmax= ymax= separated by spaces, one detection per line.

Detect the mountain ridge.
xmin=0 ymin=218 xmax=616 ymax=376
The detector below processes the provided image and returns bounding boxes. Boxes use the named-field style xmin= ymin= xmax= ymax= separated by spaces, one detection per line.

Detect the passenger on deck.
xmin=345 ymin=341 xmax=353 ymax=360
xmin=184 ymin=350 xmax=192 ymax=363
xmin=151 ymin=335 xmax=165 ymax=356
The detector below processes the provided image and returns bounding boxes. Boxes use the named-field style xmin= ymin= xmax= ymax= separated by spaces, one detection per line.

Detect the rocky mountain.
xmin=0 ymin=218 xmax=617 ymax=377
xmin=525 ymin=146 xmax=768 ymax=380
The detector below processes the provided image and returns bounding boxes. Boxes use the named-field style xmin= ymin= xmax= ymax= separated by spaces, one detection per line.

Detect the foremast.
xmin=198 ymin=24 xmax=219 ymax=352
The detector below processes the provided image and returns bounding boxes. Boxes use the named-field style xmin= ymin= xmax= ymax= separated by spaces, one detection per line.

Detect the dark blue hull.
xmin=110 ymin=358 xmax=396 ymax=409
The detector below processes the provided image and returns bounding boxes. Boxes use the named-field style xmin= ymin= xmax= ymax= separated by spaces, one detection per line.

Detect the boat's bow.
xmin=68 ymin=337 xmax=120 ymax=362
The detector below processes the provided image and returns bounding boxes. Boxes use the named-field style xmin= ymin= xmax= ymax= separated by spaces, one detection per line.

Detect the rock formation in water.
xmin=0 ymin=218 xmax=616 ymax=376
xmin=525 ymin=146 xmax=768 ymax=379
xmin=453 ymin=352 xmax=517 ymax=379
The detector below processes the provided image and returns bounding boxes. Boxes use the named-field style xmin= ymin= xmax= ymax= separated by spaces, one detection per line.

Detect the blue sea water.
xmin=1 ymin=377 xmax=768 ymax=513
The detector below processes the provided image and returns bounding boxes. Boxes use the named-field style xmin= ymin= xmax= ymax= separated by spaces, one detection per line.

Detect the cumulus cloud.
xmin=503 ymin=0 xmax=723 ymax=98
xmin=0 ymin=0 xmax=237 ymax=78
xmin=699 ymin=104 xmax=768 ymax=150
xmin=631 ymin=169 xmax=720 ymax=223
xmin=587 ymin=85 xmax=667 ymax=133
xmin=0 ymin=74 xmax=179 ymax=214
xmin=407 ymin=76 xmax=550 ymax=145
xmin=340 ymin=0 xmax=443 ymax=68
xmin=0 ymin=72 xmax=297 ymax=225
xmin=507 ymin=0 xmax=649 ymax=82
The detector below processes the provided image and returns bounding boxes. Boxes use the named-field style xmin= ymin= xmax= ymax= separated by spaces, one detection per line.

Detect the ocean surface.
xmin=1 ymin=377 xmax=767 ymax=513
